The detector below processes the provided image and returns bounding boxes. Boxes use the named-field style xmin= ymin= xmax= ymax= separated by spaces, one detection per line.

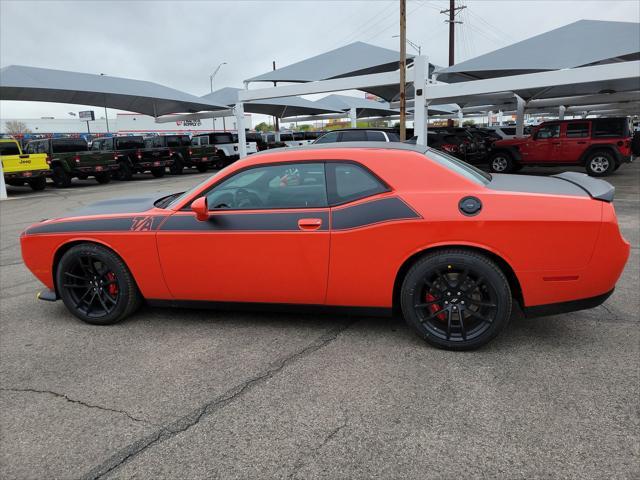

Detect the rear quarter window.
xmin=0 ymin=142 xmax=20 ymax=156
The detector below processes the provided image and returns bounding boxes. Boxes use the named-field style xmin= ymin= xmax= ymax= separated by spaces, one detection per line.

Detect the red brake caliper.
xmin=426 ymin=293 xmax=447 ymax=321
xmin=106 ymin=272 xmax=118 ymax=296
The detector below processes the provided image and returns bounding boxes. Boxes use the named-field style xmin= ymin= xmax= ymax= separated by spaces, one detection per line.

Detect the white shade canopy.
xmin=0 ymin=65 xmax=229 ymax=117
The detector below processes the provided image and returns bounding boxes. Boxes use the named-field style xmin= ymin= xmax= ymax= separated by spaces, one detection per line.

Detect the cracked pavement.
xmin=1 ymin=164 xmax=638 ymax=479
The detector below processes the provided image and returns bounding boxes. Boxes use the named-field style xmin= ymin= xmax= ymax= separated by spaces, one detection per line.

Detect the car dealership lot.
xmin=1 ymin=164 xmax=638 ymax=479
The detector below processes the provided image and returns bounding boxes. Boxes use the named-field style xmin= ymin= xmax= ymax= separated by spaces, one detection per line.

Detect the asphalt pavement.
xmin=1 ymin=162 xmax=638 ymax=479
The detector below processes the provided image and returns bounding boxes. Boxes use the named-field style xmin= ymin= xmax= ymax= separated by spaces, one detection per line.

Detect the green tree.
xmin=255 ymin=122 xmax=274 ymax=132
xmin=298 ymin=124 xmax=312 ymax=131
xmin=463 ymin=119 xmax=475 ymax=127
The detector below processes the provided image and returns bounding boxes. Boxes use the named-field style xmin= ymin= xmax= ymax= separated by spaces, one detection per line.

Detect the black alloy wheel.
xmin=401 ymin=249 xmax=512 ymax=350
xmin=56 ymin=243 xmax=141 ymax=325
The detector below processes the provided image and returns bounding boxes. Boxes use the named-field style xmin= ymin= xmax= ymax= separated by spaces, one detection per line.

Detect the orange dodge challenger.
xmin=21 ymin=143 xmax=630 ymax=350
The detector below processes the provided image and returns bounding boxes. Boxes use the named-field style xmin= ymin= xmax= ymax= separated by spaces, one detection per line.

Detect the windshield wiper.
xmin=154 ymin=192 xmax=184 ymax=209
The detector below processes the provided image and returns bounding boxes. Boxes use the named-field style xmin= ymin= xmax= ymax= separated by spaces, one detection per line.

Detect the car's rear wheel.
xmin=115 ymin=160 xmax=134 ymax=181
xmin=400 ymin=249 xmax=512 ymax=350
xmin=28 ymin=177 xmax=47 ymax=191
xmin=169 ymin=156 xmax=184 ymax=175
xmin=488 ymin=152 xmax=515 ymax=173
xmin=151 ymin=167 xmax=165 ymax=178
xmin=51 ymin=165 xmax=73 ymax=188
xmin=196 ymin=163 xmax=208 ymax=173
xmin=94 ymin=172 xmax=111 ymax=184
xmin=585 ymin=150 xmax=615 ymax=177
xmin=56 ymin=243 xmax=141 ymax=325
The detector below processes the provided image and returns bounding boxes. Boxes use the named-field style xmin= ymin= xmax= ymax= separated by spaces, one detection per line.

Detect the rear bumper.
xmin=5 ymin=169 xmax=50 ymax=180
xmin=73 ymin=164 xmax=119 ymax=174
xmin=523 ymin=288 xmax=613 ymax=318
xmin=137 ymin=159 xmax=172 ymax=169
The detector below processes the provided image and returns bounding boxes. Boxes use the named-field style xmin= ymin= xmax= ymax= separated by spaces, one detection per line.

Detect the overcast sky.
xmin=1 ymin=0 xmax=639 ymax=120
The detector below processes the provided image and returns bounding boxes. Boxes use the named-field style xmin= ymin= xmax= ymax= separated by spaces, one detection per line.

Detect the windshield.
xmin=425 ymin=148 xmax=491 ymax=184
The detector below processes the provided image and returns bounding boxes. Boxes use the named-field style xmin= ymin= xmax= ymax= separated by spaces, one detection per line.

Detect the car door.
xmin=524 ymin=123 xmax=561 ymax=162
xmin=561 ymin=122 xmax=590 ymax=163
xmin=156 ymin=162 xmax=331 ymax=304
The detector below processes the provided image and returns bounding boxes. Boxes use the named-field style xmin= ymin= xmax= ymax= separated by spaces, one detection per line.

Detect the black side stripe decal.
xmin=331 ymin=197 xmax=420 ymax=230
xmin=26 ymin=216 xmax=167 ymax=235
xmin=159 ymin=211 xmax=330 ymax=231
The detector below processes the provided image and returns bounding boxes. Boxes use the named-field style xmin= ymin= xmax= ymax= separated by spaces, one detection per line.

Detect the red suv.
xmin=488 ymin=118 xmax=633 ymax=176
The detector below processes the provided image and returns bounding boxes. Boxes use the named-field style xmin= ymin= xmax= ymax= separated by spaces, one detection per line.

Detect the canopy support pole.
xmin=349 ymin=107 xmax=357 ymax=127
xmin=515 ymin=94 xmax=525 ymax=137
xmin=0 ymin=159 xmax=7 ymax=200
xmin=457 ymin=105 xmax=463 ymax=126
xmin=413 ymin=55 xmax=427 ymax=146
xmin=235 ymin=103 xmax=247 ymax=158
xmin=558 ymin=105 xmax=566 ymax=120
xmin=498 ymin=110 xmax=503 ymax=125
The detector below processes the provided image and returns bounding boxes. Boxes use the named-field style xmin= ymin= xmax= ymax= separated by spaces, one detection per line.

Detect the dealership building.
xmin=0 ymin=112 xmax=252 ymax=138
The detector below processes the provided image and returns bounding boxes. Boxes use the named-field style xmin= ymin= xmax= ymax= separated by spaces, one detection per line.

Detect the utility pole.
xmin=273 ymin=60 xmax=279 ymax=135
xmin=440 ymin=0 xmax=466 ymax=66
xmin=399 ymin=0 xmax=407 ymax=141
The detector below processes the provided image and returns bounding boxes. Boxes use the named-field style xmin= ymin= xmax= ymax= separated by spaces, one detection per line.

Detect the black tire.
xmin=169 ymin=156 xmax=184 ymax=175
xmin=28 ymin=176 xmax=47 ymax=191
xmin=94 ymin=172 xmax=111 ymax=184
xmin=214 ymin=153 xmax=227 ymax=169
xmin=56 ymin=243 xmax=141 ymax=325
xmin=51 ymin=165 xmax=73 ymax=188
xmin=115 ymin=160 xmax=134 ymax=181
xmin=400 ymin=249 xmax=512 ymax=351
xmin=151 ymin=167 xmax=165 ymax=178
xmin=196 ymin=163 xmax=208 ymax=173
xmin=488 ymin=151 xmax=515 ymax=174
xmin=585 ymin=150 xmax=616 ymax=177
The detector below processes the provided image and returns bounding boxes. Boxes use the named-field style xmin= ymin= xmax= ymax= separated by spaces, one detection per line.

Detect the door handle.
xmin=298 ymin=218 xmax=322 ymax=230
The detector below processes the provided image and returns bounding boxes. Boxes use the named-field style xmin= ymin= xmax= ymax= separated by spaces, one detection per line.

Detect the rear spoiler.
xmin=552 ymin=172 xmax=615 ymax=202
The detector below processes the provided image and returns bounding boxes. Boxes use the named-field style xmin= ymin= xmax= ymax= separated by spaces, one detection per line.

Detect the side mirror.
xmin=191 ymin=197 xmax=209 ymax=222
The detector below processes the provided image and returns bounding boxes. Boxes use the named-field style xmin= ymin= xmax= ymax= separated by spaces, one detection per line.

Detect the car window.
xmin=367 ymin=131 xmax=387 ymax=141
xmin=0 ymin=142 xmax=20 ymax=156
xmin=25 ymin=142 xmax=35 ymax=154
xmin=181 ymin=136 xmax=191 ymax=146
xmin=500 ymin=127 xmax=516 ymax=135
xmin=212 ymin=133 xmax=234 ymax=144
xmin=426 ymin=148 xmax=491 ymax=185
xmin=535 ymin=124 xmax=560 ymax=140
xmin=314 ymin=131 xmax=339 ymax=144
xmin=566 ymin=123 xmax=590 ymax=138
xmin=205 ymin=163 xmax=327 ymax=210
xmin=116 ymin=137 xmax=144 ymax=149
xmin=293 ymin=133 xmax=305 ymax=141
xmin=592 ymin=118 xmax=627 ymax=138
xmin=101 ymin=138 xmax=114 ymax=150
xmin=280 ymin=134 xmax=294 ymax=141
xmin=53 ymin=139 xmax=88 ymax=152
xmin=340 ymin=130 xmax=367 ymax=142
xmin=386 ymin=132 xmax=400 ymax=141
xmin=91 ymin=140 xmax=102 ymax=151
xmin=327 ymin=162 xmax=388 ymax=205
xmin=166 ymin=136 xmax=181 ymax=148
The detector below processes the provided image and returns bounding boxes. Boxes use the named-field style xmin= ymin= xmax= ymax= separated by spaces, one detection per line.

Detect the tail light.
xmin=188 ymin=148 xmax=193 ymax=156
xmin=442 ymin=144 xmax=459 ymax=153
xmin=136 ymin=149 xmax=142 ymax=160
xmin=168 ymin=148 xmax=173 ymax=156
xmin=46 ymin=155 xmax=51 ymax=165
xmin=113 ymin=153 xmax=118 ymax=160
xmin=74 ymin=155 xmax=81 ymax=164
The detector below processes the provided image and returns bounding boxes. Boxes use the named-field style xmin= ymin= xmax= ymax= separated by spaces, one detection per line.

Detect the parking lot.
xmin=0 ymin=161 xmax=638 ymax=479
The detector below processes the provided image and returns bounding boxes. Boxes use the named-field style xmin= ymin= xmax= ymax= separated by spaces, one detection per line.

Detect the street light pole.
xmin=399 ymin=0 xmax=407 ymax=142
xmin=209 ymin=62 xmax=227 ymax=131
xmin=99 ymin=73 xmax=109 ymax=133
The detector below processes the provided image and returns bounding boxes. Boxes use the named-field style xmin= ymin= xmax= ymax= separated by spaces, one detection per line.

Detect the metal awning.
xmin=245 ymin=41 xmax=414 ymax=84
xmin=313 ymin=94 xmax=399 ymax=117
xmin=200 ymin=87 xmax=342 ymax=117
xmin=436 ymin=20 xmax=640 ymax=83
xmin=0 ymin=65 xmax=228 ymax=117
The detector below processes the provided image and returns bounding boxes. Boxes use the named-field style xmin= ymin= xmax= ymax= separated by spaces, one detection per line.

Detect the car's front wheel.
xmin=400 ymin=249 xmax=512 ymax=350
xmin=28 ymin=177 xmax=47 ymax=191
xmin=56 ymin=243 xmax=141 ymax=325
xmin=488 ymin=152 xmax=515 ymax=173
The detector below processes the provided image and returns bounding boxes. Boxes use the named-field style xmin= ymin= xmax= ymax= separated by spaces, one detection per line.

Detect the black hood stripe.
xmin=26 ymin=216 xmax=167 ymax=235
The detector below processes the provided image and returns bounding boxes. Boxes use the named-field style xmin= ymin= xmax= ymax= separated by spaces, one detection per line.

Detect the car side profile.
xmin=489 ymin=118 xmax=633 ymax=176
xmin=21 ymin=143 xmax=629 ymax=350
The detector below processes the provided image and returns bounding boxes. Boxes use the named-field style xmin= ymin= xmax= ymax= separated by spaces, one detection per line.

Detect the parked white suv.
xmin=192 ymin=132 xmax=257 ymax=164
xmin=314 ymin=129 xmax=400 ymax=144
